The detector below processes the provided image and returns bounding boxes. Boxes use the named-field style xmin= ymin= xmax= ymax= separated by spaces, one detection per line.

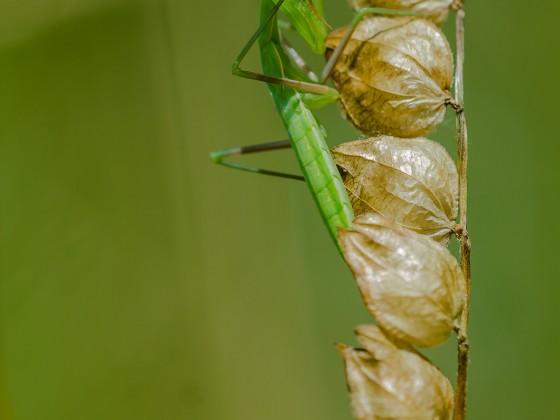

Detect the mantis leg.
xmin=232 ymin=0 xmax=337 ymax=97
xmin=281 ymin=37 xmax=318 ymax=82
xmin=211 ymin=140 xmax=305 ymax=181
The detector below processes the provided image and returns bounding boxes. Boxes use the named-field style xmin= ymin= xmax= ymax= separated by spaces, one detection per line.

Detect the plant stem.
xmin=453 ymin=6 xmax=471 ymax=420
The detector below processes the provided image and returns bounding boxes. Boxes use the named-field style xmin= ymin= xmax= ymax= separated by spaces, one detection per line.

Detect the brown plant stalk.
xmin=452 ymin=5 xmax=471 ymax=420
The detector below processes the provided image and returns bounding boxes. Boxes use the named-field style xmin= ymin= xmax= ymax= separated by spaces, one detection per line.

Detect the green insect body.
xmin=259 ymin=0 xmax=354 ymax=251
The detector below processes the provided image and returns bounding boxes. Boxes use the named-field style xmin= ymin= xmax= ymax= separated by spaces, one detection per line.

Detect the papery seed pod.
xmin=339 ymin=325 xmax=454 ymax=419
xmin=326 ymin=16 xmax=453 ymax=138
xmin=339 ymin=213 xmax=465 ymax=347
xmin=332 ymin=136 xmax=458 ymax=245
xmin=348 ymin=0 xmax=454 ymax=26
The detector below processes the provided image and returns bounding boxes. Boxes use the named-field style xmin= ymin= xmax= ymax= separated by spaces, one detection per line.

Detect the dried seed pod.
xmin=332 ymin=136 xmax=458 ymax=245
xmin=339 ymin=325 xmax=454 ymax=419
xmin=348 ymin=0 xmax=454 ymax=26
xmin=326 ymin=16 xmax=453 ymax=138
xmin=339 ymin=213 xmax=465 ymax=347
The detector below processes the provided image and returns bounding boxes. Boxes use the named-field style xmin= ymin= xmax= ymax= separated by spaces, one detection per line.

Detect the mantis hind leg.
xmin=210 ymin=140 xmax=305 ymax=181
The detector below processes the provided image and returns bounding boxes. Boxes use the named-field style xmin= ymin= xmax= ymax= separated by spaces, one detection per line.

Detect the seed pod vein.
xmin=340 ymin=213 xmax=465 ymax=347
xmin=339 ymin=325 xmax=454 ymax=419
xmin=333 ymin=136 xmax=458 ymax=244
xmin=326 ymin=17 xmax=453 ymax=137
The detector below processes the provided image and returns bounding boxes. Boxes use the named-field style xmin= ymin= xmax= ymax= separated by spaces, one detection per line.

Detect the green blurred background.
xmin=1 ymin=0 xmax=558 ymax=419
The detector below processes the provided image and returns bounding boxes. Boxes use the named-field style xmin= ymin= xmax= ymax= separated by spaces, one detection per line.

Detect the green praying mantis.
xmin=211 ymin=3 xmax=472 ymax=417
xmin=211 ymin=0 xmax=418 ymax=253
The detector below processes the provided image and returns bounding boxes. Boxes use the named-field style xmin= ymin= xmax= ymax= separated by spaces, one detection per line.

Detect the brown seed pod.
xmin=339 ymin=325 xmax=454 ymax=419
xmin=339 ymin=213 xmax=465 ymax=347
xmin=332 ymin=136 xmax=458 ymax=245
xmin=326 ymin=16 xmax=453 ymax=138
xmin=348 ymin=0 xmax=454 ymax=26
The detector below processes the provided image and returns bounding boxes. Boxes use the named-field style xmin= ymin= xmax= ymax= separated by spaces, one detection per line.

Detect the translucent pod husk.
xmin=339 ymin=325 xmax=454 ymax=419
xmin=339 ymin=213 xmax=466 ymax=347
xmin=332 ymin=136 xmax=458 ymax=245
xmin=326 ymin=16 xmax=453 ymax=138
xmin=348 ymin=0 xmax=454 ymax=26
